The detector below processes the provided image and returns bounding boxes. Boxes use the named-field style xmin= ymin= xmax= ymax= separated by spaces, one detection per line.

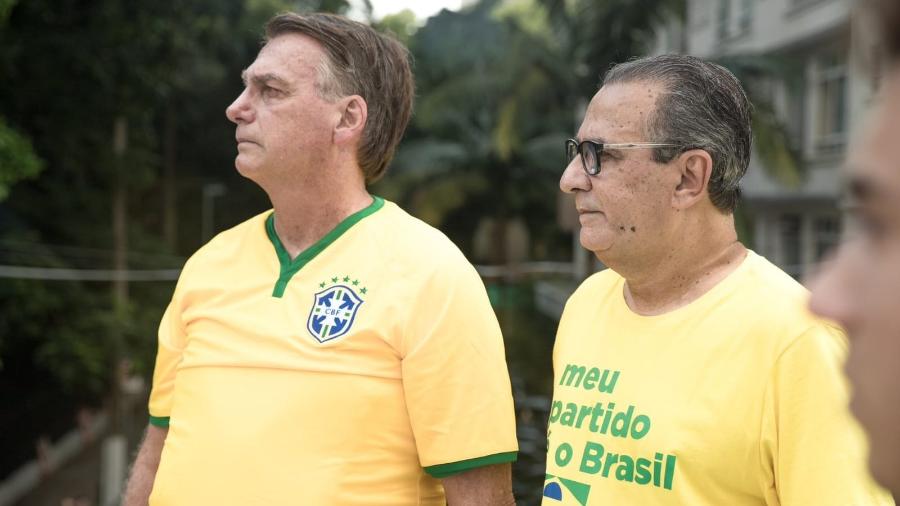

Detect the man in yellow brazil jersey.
xmin=541 ymin=54 xmax=893 ymax=505
xmin=122 ymin=12 xmax=518 ymax=506
xmin=810 ymin=0 xmax=900 ymax=500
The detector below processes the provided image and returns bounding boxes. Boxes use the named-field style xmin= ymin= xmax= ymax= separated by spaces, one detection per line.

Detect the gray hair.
xmin=602 ymin=54 xmax=752 ymax=213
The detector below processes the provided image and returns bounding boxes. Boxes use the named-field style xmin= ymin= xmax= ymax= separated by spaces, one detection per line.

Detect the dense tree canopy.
xmin=0 ymin=0 xmax=352 ymax=476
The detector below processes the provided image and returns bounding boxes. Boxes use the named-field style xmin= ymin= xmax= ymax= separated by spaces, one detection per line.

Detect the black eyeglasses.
xmin=566 ymin=138 xmax=681 ymax=176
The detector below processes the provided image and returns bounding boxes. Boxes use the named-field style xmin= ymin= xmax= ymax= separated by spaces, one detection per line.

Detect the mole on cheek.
xmin=630 ymin=226 xmax=636 ymax=232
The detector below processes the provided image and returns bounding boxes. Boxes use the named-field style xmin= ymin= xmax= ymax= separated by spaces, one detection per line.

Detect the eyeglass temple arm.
xmin=601 ymin=143 xmax=681 ymax=149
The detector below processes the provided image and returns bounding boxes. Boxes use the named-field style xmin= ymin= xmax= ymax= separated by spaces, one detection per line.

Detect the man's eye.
xmin=261 ymin=87 xmax=282 ymax=97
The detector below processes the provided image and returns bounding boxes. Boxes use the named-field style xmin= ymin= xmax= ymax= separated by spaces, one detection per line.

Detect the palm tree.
xmin=378 ymin=0 xmax=683 ymax=265
xmin=377 ymin=0 xmax=803 ymax=264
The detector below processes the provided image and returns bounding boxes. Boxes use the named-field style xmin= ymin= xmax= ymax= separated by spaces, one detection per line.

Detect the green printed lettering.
xmin=560 ymin=403 xmax=578 ymax=426
xmin=599 ymin=369 xmax=620 ymax=393
xmin=611 ymin=405 xmax=634 ymax=438
xmin=653 ymin=453 xmax=663 ymax=487
xmin=634 ymin=458 xmax=653 ymax=485
xmin=560 ymin=364 xmax=586 ymax=387
xmin=575 ymin=404 xmax=593 ymax=428
xmin=600 ymin=402 xmax=615 ymax=433
xmin=583 ymin=367 xmax=600 ymax=389
xmin=664 ymin=454 xmax=677 ymax=490
xmin=631 ymin=415 xmax=651 ymax=439
xmin=601 ymin=452 xmax=618 ymax=478
xmin=549 ymin=400 xmax=563 ymax=423
xmin=589 ymin=402 xmax=605 ymax=432
xmin=615 ymin=454 xmax=635 ymax=482
xmin=579 ymin=441 xmax=605 ymax=474
xmin=555 ymin=442 xmax=573 ymax=467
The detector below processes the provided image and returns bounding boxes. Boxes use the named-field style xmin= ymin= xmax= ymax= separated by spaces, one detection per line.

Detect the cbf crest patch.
xmin=306 ymin=276 xmax=367 ymax=343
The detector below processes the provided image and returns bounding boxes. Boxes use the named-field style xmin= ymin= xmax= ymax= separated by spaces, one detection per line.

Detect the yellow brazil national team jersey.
xmin=543 ymin=251 xmax=893 ymax=506
xmin=147 ymin=197 xmax=518 ymax=506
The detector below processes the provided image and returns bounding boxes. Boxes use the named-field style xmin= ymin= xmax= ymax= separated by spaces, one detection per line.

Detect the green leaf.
xmin=0 ymin=117 xmax=43 ymax=201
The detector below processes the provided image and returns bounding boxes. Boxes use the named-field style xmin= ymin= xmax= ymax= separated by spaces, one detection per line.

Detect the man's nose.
xmin=560 ymin=158 xmax=590 ymax=194
xmin=226 ymin=89 xmax=254 ymax=124
xmin=808 ymin=246 xmax=860 ymax=332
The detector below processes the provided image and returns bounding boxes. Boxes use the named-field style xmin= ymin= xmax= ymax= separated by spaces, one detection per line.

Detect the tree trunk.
xmin=112 ymin=116 xmax=128 ymax=307
xmin=162 ymin=103 xmax=177 ymax=251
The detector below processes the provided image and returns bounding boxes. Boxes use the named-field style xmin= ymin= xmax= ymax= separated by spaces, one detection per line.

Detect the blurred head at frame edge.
xmin=809 ymin=0 xmax=900 ymax=498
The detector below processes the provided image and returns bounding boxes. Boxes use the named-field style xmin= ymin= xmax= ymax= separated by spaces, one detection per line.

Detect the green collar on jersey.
xmin=265 ymin=196 xmax=384 ymax=297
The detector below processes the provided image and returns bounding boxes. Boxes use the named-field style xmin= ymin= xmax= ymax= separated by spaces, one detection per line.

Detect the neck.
xmin=618 ymin=211 xmax=747 ymax=316
xmin=262 ymin=162 xmax=371 ymax=259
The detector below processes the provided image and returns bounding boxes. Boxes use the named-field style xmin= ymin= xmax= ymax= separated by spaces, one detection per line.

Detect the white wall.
xmin=688 ymin=0 xmax=851 ymax=56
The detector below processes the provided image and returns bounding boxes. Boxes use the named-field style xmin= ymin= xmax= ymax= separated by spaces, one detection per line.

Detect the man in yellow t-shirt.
xmin=544 ymin=54 xmax=892 ymax=505
xmin=122 ymin=12 xmax=517 ymax=506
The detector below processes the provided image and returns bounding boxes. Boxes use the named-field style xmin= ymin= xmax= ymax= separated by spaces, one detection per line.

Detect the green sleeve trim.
xmin=266 ymin=196 xmax=385 ymax=297
xmin=424 ymin=451 xmax=518 ymax=478
xmin=149 ymin=415 xmax=170 ymax=428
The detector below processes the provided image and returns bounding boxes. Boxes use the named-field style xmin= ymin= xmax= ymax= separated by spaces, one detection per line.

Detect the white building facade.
xmin=657 ymin=0 xmax=882 ymax=278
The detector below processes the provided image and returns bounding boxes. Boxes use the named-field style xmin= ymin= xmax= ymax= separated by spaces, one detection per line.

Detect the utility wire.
xmin=0 ymin=265 xmax=181 ymax=281
xmin=0 ymin=240 xmax=186 ymax=264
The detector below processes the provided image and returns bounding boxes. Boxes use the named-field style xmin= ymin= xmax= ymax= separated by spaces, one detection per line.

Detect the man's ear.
xmin=334 ymin=95 xmax=367 ymax=146
xmin=672 ymin=149 xmax=713 ymax=210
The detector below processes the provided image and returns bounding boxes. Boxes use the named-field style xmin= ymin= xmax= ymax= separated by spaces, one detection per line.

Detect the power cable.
xmin=0 ymin=265 xmax=180 ymax=281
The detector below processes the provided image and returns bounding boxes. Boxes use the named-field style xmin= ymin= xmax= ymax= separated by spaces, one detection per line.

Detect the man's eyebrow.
xmin=240 ymin=70 xmax=289 ymax=87
xmin=575 ymin=136 xmax=608 ymax=144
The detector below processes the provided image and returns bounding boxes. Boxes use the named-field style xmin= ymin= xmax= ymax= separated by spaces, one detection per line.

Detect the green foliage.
xmin=538 ymin=0 xmax=684 ymax=97
xmin=0 ymin=0 xmax=14 ymax=25
xmin=378 ymin=4 xmax=566 ymax=257
xmin=752 ymin=103 xmax=803 ymax=187
xmin=715 ymin=54 xmax=806 ymax=187
xmin=0 ymin=0 xmax=301 ymax=422
xmin=0 ymin=235 xmax=115 ymax=399
xmin=377 ymin=0 xmax=680 ymax=263
xmin=373 ymin=9 xmax=418 ymax=45
xmin=0 ymin=117 xmax=42 ymax=201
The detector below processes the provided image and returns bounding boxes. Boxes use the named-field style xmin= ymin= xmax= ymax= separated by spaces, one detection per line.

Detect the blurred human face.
xmin=559 ymin=81 xmax=680 ymax=264
xmin=809 ymin=69 xmax=900 ymax=497
xmin=225 ymin=34 xmax=338 ymax=184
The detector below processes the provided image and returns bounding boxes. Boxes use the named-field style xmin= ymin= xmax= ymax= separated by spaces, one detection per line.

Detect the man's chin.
xmin=234 ymin=160 xmax=262 ymax=179
xmin=579 ymin=232 xmax=613 ymax=255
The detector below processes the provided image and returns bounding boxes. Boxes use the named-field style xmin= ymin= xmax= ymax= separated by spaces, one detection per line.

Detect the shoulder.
xmin=178 ymin=210 xmax=270 ymax=281
xmin=729 ymin=250 xmax=843 ymax=350
xmin=367 ymin=200 xmax=477 ymax=278
xmin=735 ymin=251 xmax=819 ymax=322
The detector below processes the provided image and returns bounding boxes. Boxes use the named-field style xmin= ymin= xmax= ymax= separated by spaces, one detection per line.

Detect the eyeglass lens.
xmin=566 ymin=140 xmax=601 ymax=175
xmin=581 ymin=142 xmax=598 ymax=175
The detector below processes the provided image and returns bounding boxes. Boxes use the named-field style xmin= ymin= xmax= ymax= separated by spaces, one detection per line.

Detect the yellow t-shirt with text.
xmin=543 ymin=251 xmax=892 ymax=506
xmin=148 ymin=197 xmax=518 ymax=505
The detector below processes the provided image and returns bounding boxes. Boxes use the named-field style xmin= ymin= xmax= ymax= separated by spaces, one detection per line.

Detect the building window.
xmin=814 ymin=215 xmax=841 ymax=260
xmin=768 ymin=210 xmax=842 ymax=279
xmin=789 ymin=0 xmax=829 ymax=10
xmin=716 ymin=0 xmax=752 ymax=40
xmin=690 ymin=0 xmax=711 ymax=29
xmin=717 ymin=0 xmax=731 ymax=40
xmin=778 ymin=214 xmax=802 ymax=277
xmin=738 ymin=0 xmax=753 ymax=34
xmin=813 ymin=50 xmax=848 ymax=151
